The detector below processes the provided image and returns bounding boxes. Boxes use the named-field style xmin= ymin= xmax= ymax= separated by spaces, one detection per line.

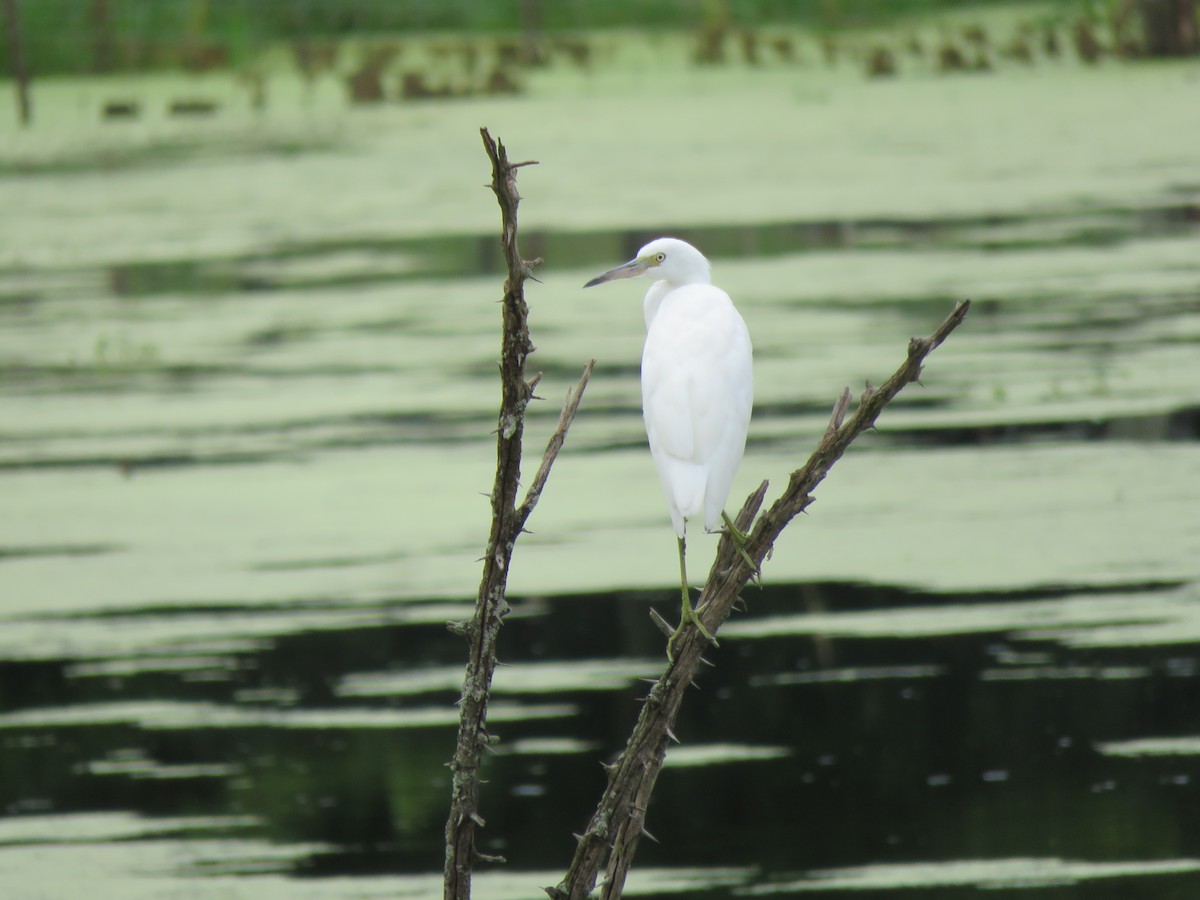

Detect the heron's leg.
xmin=668 ymin=535 xmax=717 ymax=661
xmin=721 ymin=511 xmax=761 ymax=584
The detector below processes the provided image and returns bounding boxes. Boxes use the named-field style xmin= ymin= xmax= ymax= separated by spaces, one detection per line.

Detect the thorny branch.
xmin=442 ymin=128 xmax=594 ymax=900
xmin=548 ymin=299 xmax=972 ymax=900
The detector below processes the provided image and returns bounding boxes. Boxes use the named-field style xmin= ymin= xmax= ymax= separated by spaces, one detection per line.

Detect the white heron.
xmin=584 ymin=237 xmax=753 ymax=658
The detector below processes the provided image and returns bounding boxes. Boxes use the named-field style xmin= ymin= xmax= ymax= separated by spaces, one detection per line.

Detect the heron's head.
xmin=583 ymin=237 xmax=711 ymax=288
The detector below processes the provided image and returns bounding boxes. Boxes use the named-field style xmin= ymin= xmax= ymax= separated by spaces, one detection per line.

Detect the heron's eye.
xmin=655 ymin=253 xmax=666 ymax=263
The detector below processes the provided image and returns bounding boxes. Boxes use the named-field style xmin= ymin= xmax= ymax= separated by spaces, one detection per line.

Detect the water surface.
xmin=2 ymin=26 xmax=1199 ymax=899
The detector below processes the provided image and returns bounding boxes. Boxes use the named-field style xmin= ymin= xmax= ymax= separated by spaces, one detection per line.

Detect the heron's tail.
xmin=658 ymin=460 xmax=706 ymax=540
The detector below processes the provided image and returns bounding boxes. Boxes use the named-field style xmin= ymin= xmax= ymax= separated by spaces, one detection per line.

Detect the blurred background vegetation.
xmin=2 ymin=0 xmax=1195 ymax=79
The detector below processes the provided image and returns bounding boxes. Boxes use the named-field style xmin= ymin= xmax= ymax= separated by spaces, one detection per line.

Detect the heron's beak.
xmin=583 ymin=257 xmax=647 ymax=288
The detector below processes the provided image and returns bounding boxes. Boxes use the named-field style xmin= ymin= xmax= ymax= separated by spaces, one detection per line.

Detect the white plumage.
xmin=585 ymin=237 xmax=753 ymax=655
xmin=641 ymin=272 xmax=753 ymax=538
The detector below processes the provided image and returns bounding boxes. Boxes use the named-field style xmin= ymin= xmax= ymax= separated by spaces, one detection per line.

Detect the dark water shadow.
xmin=2 ymin=579 xmax=1199 ymax=895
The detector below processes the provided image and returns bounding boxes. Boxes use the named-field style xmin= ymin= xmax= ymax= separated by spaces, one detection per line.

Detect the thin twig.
xmin=548 ymin=299 xmax=971 ymax=900
xmin=518 ymin=360 xmax=597 ymax=530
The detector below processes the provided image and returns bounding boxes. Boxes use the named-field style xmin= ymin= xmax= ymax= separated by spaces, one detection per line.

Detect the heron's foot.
xmin=667 ymin=597 xmax=718 ymax=662
xmin=720 ymin=511 xmax=761 ymax=585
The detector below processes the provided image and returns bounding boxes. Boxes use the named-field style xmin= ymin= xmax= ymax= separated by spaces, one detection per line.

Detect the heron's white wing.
xmin=641 ymin=285 xmax=753 ymax=533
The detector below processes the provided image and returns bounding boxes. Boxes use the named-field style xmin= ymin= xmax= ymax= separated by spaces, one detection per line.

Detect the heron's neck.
xmin=643 ymin=275 xmax=709 ymax=329
xmin=643 ymin=280 xmax=672 ymax=330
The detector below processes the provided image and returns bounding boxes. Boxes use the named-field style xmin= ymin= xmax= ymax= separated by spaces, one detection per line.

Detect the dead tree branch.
xmin=519 ymin=361 xmax=596 ymax=531
xmin=549 ymin=299 xmax=971 ymax=899
xmin=443 ymin=128 xmax=594 ymax=900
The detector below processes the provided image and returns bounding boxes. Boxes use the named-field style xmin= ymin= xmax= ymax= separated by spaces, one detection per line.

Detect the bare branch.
xmin=517 ymin=360 xmax=597 ymax=530
xmin=825 ymin=386 xmax=853 ymax=437
xmin=443 ymin=129 xmax=591 ymax=900
xmin=550 ymin=299 xmax=971 ymax=899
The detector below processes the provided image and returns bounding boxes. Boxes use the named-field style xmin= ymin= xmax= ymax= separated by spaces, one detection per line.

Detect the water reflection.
xmin=5 ymin=198 xmax=1199 ymax=477
xmin=2 ymin=581 xmax=1199 ymax=895
xmin=101 ymin=201 xmax=1200 ymax=296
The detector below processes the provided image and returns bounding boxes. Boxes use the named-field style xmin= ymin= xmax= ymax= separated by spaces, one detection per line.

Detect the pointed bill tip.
xmin=583 ymin=258 xmax=647 ymax=288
